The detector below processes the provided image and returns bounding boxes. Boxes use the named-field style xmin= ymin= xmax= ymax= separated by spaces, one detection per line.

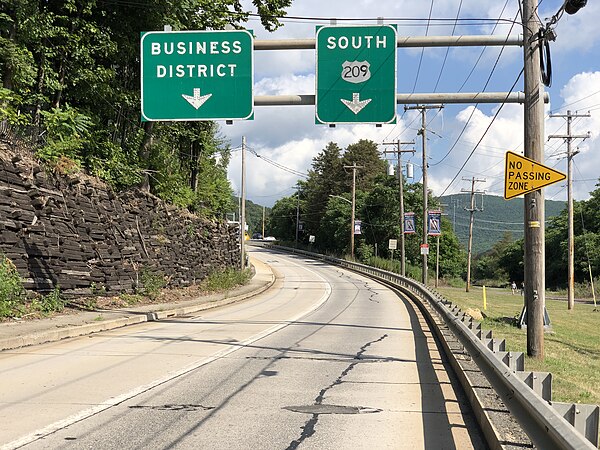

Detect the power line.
xmin=246 ymin=147 xmax=308 ymax=178
xmin=438 ymin=67 xmax=524 ymax=197
xmin=431 ymin=4 xmax=519 ymax=167
xmin=411 ymin=0 xmax=435 ymax=94
xmin=433 ymin=0 xmax=463 ymax=92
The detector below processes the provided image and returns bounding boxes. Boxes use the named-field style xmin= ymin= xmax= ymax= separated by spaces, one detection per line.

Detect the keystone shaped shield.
xmin=341 ymin=60 xmax=371 ymax=84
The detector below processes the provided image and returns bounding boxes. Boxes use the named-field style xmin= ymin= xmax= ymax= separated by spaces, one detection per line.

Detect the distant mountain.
xmin=440 ymin=194 xmax=566 ymax=255
xmin=229 ymin=198 xmax=270 ymax=237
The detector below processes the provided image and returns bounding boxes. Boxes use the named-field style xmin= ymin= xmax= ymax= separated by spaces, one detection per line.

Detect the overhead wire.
xmin=411 ymin=0 xmax=435 ymax=94
xmin=431 ymin=2 xmax=518 ymax=167
xmin=433 ymin=0 xmax=463 ymax=92
xmin=246 ymin=146 xmax=309 ymax=178
xmin=438 ymin=67 xmax=524 ymax=197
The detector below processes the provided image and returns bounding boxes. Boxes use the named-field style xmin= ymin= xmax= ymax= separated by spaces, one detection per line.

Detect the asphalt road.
xmin=1 ymin=248 xmax=485 ymax=449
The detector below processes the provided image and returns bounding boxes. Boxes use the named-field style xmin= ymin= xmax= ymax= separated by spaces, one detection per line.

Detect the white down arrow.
xmin=341 ymin=93 xmax=372 ymax=115
xmin=182 ymin=88 xmax=212 ymax=110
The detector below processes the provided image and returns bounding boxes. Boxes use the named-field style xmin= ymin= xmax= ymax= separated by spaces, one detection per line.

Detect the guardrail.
xmin=262 ymin=245 xmax=598 ymax=450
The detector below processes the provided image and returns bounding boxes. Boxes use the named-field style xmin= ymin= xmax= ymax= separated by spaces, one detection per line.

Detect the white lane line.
xmin=3 ymin=259 xmax=332 ymax=450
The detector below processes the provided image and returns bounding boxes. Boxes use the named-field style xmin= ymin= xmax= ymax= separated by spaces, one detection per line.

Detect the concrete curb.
xmin=0 ymin=261 xmax=276 ymax=352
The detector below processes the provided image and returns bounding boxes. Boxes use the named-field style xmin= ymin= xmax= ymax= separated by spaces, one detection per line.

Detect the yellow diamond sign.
xmin=504 ymin=151 xmax=566 ymax=199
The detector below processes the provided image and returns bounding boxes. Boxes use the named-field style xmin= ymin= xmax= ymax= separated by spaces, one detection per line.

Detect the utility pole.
xmin=523 ymin=0 xmax=546 ymax=359
xmin=382 ymin=140 xmax=415 ymax=276
xmin=344 ymin=163 xmax=363 ymax=259
xmin=405 ymin=104 xmax=443 ymax=285
xmin=262 ymin=206 xmax=265 ymax=238
xmin=462 ymin=177 xmax=486 ymax=292
xmin=548 ymin=110 xmax=591 ymax=310
xmin=240 ymin=136 xmax=247 ymax=270
xmin=295 ymin=186 xmax=300 ymax=248
xmin=436 ymin=203 xmax=449 ymax=288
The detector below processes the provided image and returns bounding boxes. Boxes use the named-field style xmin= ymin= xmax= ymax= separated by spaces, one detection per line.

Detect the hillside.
xmin=229 ymin=198 xmax=270 ymax=237
xmin=440 ymin=194 xmax=566 ymax=255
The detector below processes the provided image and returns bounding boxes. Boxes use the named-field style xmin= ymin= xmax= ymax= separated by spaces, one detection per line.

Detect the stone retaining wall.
xmin=0 ymin=151 xmax=240 ymax=296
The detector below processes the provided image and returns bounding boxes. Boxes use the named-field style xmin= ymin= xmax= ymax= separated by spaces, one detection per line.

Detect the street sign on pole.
xmin=504 ymin=151 xmax=566 ymax=199
xmin=315 ymin=25 xmax=397 ymax=124
xmin=140 ymin=30 xmax=253 ymax=121
xmin=388 ymin=239 xmax=397 ymax=250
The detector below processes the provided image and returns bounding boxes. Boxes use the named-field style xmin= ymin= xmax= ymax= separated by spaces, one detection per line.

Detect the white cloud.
xmin=222 ymin=2 xmax=600 ymax=206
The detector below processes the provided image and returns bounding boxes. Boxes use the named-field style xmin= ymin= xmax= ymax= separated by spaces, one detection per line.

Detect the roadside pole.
xmin=548 ymin=110 xmax=590 ymax=310
xmin=382 ymin=141 xmax=414 ymax=276
xmin=344 ymin=163 xmax=363 ymax=259
xmin=240 ymin=136 xmax=247 ymax=270
xmin=523 ymin=0 xmax=546 ymax=359
xmin=405 ymin=105 xmax=443 ymax=285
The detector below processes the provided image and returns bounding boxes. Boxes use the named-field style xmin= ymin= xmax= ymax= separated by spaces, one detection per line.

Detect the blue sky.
xmin=222 ymin=0 xmax=600 ymax=207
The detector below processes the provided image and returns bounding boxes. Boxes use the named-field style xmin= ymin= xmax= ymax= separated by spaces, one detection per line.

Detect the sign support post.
xmin=523 ymin=0 xmax=546 ymax=358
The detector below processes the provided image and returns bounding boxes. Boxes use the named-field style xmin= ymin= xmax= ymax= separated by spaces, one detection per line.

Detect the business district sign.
xmin=504 ymin=151 xmax=566 ymax=199
xmin=140 ymin=30 xmax=253 ymax=121
xmin=316 ymin=25 xmax=397 ymax=124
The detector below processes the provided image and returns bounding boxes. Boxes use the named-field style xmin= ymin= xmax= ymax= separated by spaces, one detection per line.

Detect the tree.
xmin=0 ymin=0 xmax=292 ymax=220
xmin=341 ymin=139 xmax=386 ymax=192
xmin=267 ymin=195 xmax=299 ymax=242
xmin=302 ymin=142 xmax=344 ymax=236
xmin=474 ymin=232 xmax=515 ymax=282
xmin=318 ymin=195 xmax=355 ymax=254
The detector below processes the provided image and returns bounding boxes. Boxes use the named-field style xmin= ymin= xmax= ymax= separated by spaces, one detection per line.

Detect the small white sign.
xmin=420 ymin=244 xmax=429 ymax=255
xmin=309 ymin=235 xmax=316 ymax=243
xmin=388 ymin=239 xmax=397 ymax=250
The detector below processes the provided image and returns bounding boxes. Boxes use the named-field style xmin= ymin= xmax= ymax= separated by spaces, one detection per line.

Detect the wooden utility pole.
xmin=240 ymin=136 xmax=247 ymax=270
xmin=404 ymin=105 xmax=443 ymax=285
xmin=382 ymin=141 xmax=415 ymax=276
xmin=462 ymin=177 xmax=486 ymax=292
xmin=295 ymin=186 xmax=300 ymax=248
xmin=523 ymin=0 xmax=546 ymax=358
xmin=262 ymin=205 xmax=265 ymax=238
xmin=344 ymin=163 xmax=363 ymax=259
xmin=549 ymin=110 xmax=590 ymax=310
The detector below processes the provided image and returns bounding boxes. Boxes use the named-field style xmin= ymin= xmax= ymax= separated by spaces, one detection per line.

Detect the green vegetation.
xmin=0 ymin=0 xmax=291 ymax=218
xmin=230 ymin=197 xmax=270 ymax=237
xmin=0 ymin=255 xmax=65 ymax=318
xmin=202 ymin=269 xmax=252 ymax=292
xmin=266 ymin=139 xmax=468 ymax=278
xmin=441 ymin=193 xmax=565 ymax=256
xmin=119 ymin=293 xmax=144 ymax=306
xmin=466 ymin=184 xmax=600 ymax=290
xmin=436 ymin=285 xmax=600 ymax=405
xmin=139 ymin=269 xmax=166 ymax=300
xmin=0 ymin=255 xmax=26 ymax=317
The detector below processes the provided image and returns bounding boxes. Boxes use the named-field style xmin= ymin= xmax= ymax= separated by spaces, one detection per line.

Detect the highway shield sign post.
xmin=504 ymin=151 xmax=566 ymax=199
xmin=140 ymin=30 xmax=253 ymax=121
xmin=316 ymin=25 xmax=397 ymax=124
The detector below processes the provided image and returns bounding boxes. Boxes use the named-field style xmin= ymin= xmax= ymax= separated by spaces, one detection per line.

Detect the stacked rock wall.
xmin=0 ymin=151 xmax=240 ymax=296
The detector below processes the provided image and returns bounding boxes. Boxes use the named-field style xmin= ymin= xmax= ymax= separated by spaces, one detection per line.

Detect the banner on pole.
xmin=428 ymin=210 xmax=442 ymax=236
xmin=403 ymin=212 xmax=415 ymax=234
xmin=354 ymin=219 xmax=362 ymax=235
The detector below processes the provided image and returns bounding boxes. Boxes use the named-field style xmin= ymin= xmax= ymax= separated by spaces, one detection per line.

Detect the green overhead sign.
xmin=140 ymin=30 xmax=253 ymax=121
xmin=316 ymin=25 xmax=397 ymax=124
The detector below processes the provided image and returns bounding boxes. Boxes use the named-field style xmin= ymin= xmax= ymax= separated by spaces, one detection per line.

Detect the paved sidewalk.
xmin=0 ymin=256 xmax=275 ymax=352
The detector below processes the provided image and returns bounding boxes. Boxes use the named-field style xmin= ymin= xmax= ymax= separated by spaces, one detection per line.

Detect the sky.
xmin=221 ymin=0 xmax=600 ymax=208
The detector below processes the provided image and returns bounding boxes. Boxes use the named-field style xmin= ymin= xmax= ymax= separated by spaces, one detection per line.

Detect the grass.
xmin=434 ymin=284 xmax=600 ymax=405
xmin=201 ymin=268 xmax=252 ymax=292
